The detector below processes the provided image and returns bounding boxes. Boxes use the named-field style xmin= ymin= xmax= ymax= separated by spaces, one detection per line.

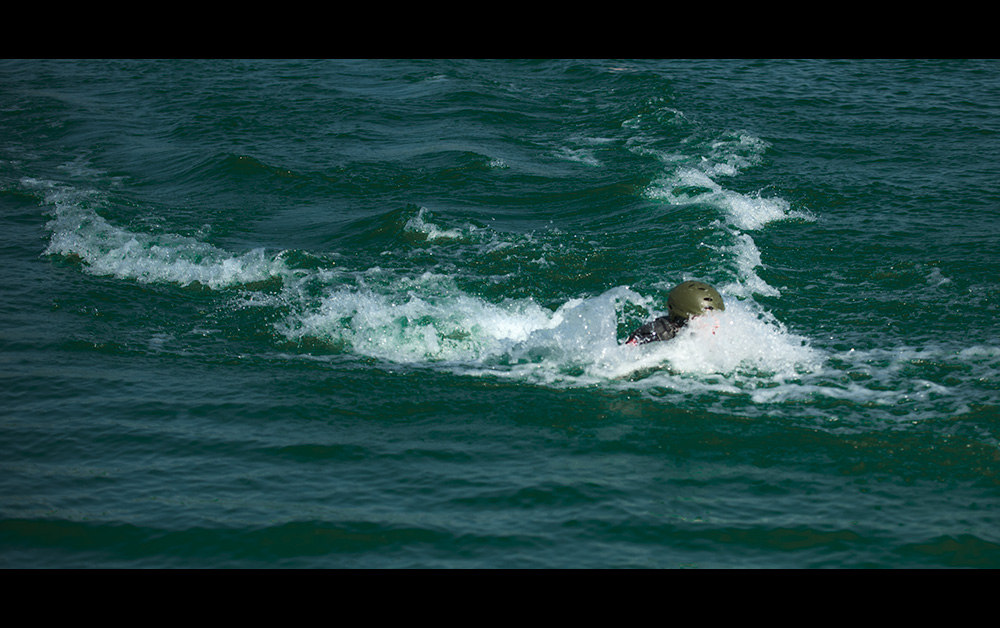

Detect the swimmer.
xmin=625 ymin=281 xmax=725 ymax=346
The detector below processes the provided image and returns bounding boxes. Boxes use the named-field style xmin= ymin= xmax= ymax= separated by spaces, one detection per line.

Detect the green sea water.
xmin=2 ymin=59 xmax=999 ymax=568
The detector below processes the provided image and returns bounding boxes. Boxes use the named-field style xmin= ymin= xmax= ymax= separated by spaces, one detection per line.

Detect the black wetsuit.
xmin=625 ymin=316 xmax=685 ymax=346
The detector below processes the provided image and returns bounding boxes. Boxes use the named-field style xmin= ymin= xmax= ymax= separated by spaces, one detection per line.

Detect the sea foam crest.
xmin=33 ymin=177 xmax=289 ymax=289
xmin=711 ymin=232 xmax=782 ymax=299
xmin=647 ymin=165 xmax=803 ymax=231
xmin=607 ymin=296 xmax=821 ymax=383
xmin=634 ymin=122 xmax=814 ymax=303
xmin=448 ymin=286 xmax=826 ymax=393
xmin=403 ymin=207 xmax=467 ymax=242
xmin=277 ymin=272 xmax=564 ymax=364
xmin=636 ymin=124 xmax=811 ymax=231
xmin=275 ymin=269 xmax=822 ymax=393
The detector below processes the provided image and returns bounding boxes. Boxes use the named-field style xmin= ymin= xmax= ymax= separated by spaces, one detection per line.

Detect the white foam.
xmin=35 ymin=177 xmax=289 ymax=289
xmin=713 ymin=232 xmax=782 ymax=299
xmin=635 ymin=125 xmax=815 ymax=320
xmin=275 ymin=276 xmax=824 ymax=401
xmin=706 ymin=132 xmax=771 ymax=175
xmin=555 ymin=147 xmax=601 ymax=167
xmin=276 ymin=273 xmax=563 ymax=364
xmin=633 ymin=121 xmax=812 ymax=233
xmin=958 ymin=345 xmax=1000 ymax=360
xmin=403 ymin=207 xmax=467 ymax=242
xmin=647 ymin=166 xmax=804 ymax=232
xmin=925 ymin=265 xmax=952 ymax=287
xmin=624 ymin=298 xmax=822 ymax=379
xmin=38 ymin=173 xmax=989 ymax=420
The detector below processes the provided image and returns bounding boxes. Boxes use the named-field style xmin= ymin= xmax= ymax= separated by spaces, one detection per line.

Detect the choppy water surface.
xmin=2 ymin=59 xmax=999 ymax=567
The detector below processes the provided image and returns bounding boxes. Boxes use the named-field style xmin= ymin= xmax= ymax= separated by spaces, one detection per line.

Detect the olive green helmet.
xmin=667 ymin=281 xmax=725 ymax=321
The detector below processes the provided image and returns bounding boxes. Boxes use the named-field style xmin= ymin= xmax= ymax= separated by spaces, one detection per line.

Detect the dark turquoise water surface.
xmin=2 ymin=59 xmax=999 ymax=567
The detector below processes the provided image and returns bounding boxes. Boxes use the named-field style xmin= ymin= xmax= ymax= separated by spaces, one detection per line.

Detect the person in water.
xmin=625 ymin=281 xmax=725 ymax=346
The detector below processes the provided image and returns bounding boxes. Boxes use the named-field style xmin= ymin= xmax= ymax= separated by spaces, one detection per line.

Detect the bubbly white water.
xmin=34 ymin=178 xmax=290 ymax=290
xmin=403 ymin=207 xmax=468 ymax=242
xmin=37 ymin=172 xmax=823 ymax=385
xmin=31 ymin=118 xmax=995 ymax=422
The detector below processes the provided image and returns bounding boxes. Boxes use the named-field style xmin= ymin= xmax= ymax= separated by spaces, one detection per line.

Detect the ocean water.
xmin=2 ymin=58 xmax=999 ymax=568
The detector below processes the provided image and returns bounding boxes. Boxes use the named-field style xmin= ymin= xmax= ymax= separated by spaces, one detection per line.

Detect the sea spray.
xmin=36 ymin=177 xmax=291 ymax=290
